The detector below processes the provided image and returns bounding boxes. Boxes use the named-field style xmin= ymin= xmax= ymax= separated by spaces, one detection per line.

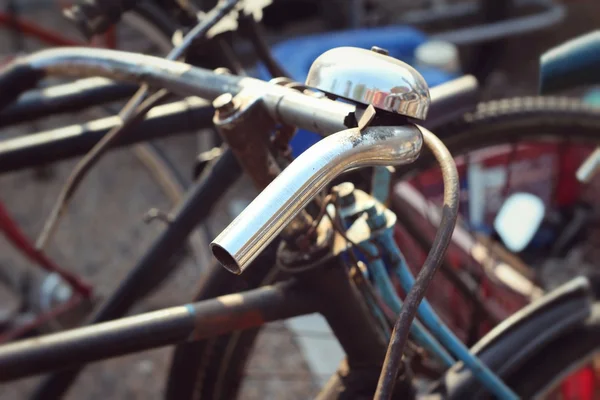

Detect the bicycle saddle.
xmin=305 ymin=46 xmax=430 ymax=120
xmin=540 ymin=31 xmax=600 ymax=94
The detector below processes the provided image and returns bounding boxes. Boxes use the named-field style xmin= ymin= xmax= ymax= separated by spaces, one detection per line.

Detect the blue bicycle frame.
xmin=338 ymin=174 xmax=518 ymax=400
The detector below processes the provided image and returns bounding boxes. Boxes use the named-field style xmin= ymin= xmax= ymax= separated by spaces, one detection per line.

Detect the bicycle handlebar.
xmin=1 ymin=45 xmax=479 ymax=134
xmin=210 ymin=125 xmax=423 ymax=274
xmin=17 ymin=47 xmax=354 ymax=135
xmin=0 ymin=47 xmax=461 ymax=279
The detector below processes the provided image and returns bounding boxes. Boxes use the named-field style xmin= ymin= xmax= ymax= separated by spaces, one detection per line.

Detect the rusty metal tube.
xmin=24 ymin=47 xmax=353 ymax=135
xmin=210 ymin=125 xmax=423 ymax=274
xmin=0 ymin=280 xmax=313 ymax=382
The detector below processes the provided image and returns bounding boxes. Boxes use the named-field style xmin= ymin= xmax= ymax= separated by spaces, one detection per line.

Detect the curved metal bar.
xmin=210 ymin=125 xmax=423 ymax=274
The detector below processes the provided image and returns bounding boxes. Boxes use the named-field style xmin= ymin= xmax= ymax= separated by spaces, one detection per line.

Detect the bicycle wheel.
xmin=166 ymin=96 xmax=600 ymax=400
xmin=391 ymin=96 xmax=600 ymax=342
xmin=108 ymin=3 xmax=214 ymax=266
xmin=502 ymin=309 xmax=600 ymax=399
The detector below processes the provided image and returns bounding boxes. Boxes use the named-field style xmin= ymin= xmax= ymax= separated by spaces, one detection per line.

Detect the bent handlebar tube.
xmin=210 ymin=125 xmax=423 ymax=274
xmin=16 ymin=48 xmax=353 ymax=135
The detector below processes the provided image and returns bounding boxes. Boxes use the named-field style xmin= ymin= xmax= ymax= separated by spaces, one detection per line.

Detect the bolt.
xmin=335 ymin=182 xmax=356 ymax=208
xmin=371 ymin=46 xmax=389 ymax=56
xmin=213 ymin=93 xmax=237 ymax=117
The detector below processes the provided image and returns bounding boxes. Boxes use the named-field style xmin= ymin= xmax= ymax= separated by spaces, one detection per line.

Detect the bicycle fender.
xmin=540 ymin=31 xmax=600 ymax=94
xmin=427 ymin=276 xmax=593 ymax=399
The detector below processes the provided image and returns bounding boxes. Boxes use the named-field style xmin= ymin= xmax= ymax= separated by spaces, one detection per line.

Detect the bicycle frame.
xmin=0 ymin=222 xmax=394 ymax=397
xmin=0 ymin=279 xmax=317 ymax=381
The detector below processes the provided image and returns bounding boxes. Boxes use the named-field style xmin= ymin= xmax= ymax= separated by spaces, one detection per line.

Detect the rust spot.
xmin=190 ymin=307 xmax=265 ymax=341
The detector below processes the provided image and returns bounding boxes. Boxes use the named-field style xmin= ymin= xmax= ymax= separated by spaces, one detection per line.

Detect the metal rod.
xmin=359 ymin=241 xmax=454 ymax=367
xmin=0 ymin=75 xmax=475 ymax=174
xmin=0 ymin=98 xmax=213 ymax=173
xmin=0 ymin=70 xmax=473 ymax=138
xmin=27 ymin=47 xmax=242 ymax=99
xmin=379 ymin=233 xmax=518 ymax=399
xmin=0 ymin=78 xmax=136 ymax=128
xmin=0 ymin=280 xmax=314 ymax=382
xmin=211 ymin=125 xmax=423 ymax=274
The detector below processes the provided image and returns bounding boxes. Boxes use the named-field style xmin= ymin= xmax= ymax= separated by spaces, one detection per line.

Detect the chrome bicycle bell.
xmin=305 ymin=46 xmax=430 ymax=120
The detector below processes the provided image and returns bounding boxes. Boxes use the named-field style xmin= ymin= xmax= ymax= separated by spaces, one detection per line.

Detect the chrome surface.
xmin=28 ymin=48 xmax=242 ymax=100
xmin=305 ymin=47 xmax=430 ymax=119
xmin=25 ymin=48 xmax=354 ymax=135
xmin=210 ymin=125 xmax=423 ymax=274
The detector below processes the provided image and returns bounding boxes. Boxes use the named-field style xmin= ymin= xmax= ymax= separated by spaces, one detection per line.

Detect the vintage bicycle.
xmin=1 ymin=1 xmax=600 ymax=399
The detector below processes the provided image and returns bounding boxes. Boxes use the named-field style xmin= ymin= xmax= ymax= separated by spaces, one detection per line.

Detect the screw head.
xmin=371 ymin=46 xmax=389 ymax=56
xmin=213 ymin=93 xmax=236 ymax=116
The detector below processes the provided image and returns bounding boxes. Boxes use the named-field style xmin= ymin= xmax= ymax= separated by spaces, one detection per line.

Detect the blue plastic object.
xmin=540 ymin=31 xmax=600 ymax=94
xmin=258 ymin=26 xmax=457 ymax=156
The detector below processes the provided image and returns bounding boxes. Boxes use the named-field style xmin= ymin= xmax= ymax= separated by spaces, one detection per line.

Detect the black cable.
xmin=375 ymin=128 xmax=460 ymax=399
